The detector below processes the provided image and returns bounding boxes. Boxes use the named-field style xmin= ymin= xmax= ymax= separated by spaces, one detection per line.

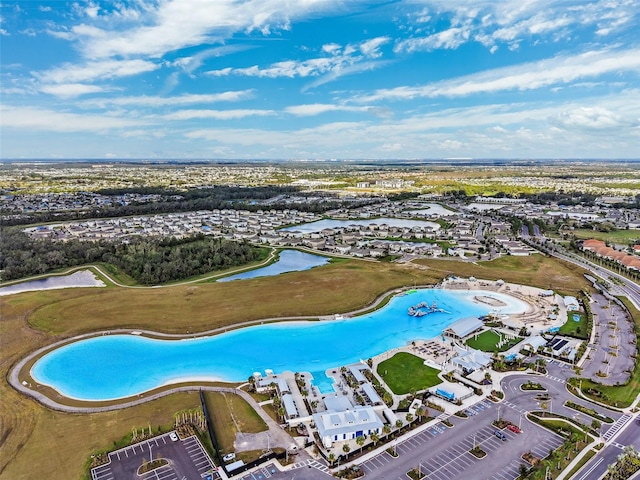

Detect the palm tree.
xmin=405 ymin=413 xmax=414 ymax=424
xmin=416 ymin=407 xmax=425 ymax=422
xmin=519 ymin=463 xmax=528 ymax=477
xmin=342 ymin=443 xmax=351 ymax=455
xmin=395 ymin=419 xmax=403 ymax=431
xmin=328 ymin=452 xmax=336 ymax=466
xmin=356 ymin=435 xmax=365 ymax=453
xmin=370 ymin=432 xmax=380 ymax=446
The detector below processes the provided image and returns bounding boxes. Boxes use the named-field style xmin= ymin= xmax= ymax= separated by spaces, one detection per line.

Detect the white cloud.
xmin=396 ymin=26 xmax=471 ymax=52
xmin=176 ymin=89 xmax=640 ymax=159
xmin=285 ymin=103 xmax=372 ymax=116
xmin=359 ymin=36 xmax=390 ymax=57
xmin=172 ymin=45 xmax=255 ymax=75
xmin=322 ymin=43 xmax=341 ymax=54
xmin=206 ymin=36 xmax=392 ymax=90
xmin=163 ymin=109 xmax=275 ymax=120
xmin=39 ymin=83 xmax=106 ymax=98
xmin=357 ymin=47 xmax=640 ymax=102
xmin=1 ymin=105 xmax=146 ymax=132
xmin=80 ymin=91 xmax=255 ymax=108
xmin=69 ymin=0 xmax=340 ymax=59
xmin=36 ymin=59 xmax=159 ymax=84
xmin=304 ymin=59 xmax=392 ymax=91
xmin=397 ymin=0 xmax=639 ymax=53
xmin=550 ymin=106 xmax=630 ymax=130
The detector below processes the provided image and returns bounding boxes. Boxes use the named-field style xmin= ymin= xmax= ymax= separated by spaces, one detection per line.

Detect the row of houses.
xmin=582 ymin=239 xmax=640 ymax=271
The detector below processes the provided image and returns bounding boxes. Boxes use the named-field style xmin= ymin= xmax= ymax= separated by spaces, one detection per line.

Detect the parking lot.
xmin=91 ymin=432 xmax=219 ymax=480
xmin=358 ymin=400 xmax=564 ymax=480
xmin=235 ymin=460 xmax=333 ymax=480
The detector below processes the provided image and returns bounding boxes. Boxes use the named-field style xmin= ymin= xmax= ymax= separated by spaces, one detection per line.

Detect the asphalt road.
xmin=572 ymin=414 xmax=638 ymax=480
xmin=500 ymin=369 xmax=623 ymax=430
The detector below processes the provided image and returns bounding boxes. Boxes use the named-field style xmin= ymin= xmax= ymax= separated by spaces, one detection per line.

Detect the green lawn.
xmin=465 ymin=330 xmax=522 ymax=352
xmin=558 ymin=312 xmax=589 ymax=339
xmin=377 ymin=352 xmax=442 ymax=395
xmin=571 ymin=229 xmax=640 ymax=244
xmin=203 ymin=391 xmax=267 ymax=458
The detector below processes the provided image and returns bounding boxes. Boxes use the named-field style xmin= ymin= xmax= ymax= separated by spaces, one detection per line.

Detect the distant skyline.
xmin=1 ymin=0 xmax=639 ymax=160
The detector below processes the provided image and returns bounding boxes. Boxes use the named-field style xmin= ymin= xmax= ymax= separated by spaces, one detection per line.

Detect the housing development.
xmin=1 ymin=160 xmax=640 ymax=480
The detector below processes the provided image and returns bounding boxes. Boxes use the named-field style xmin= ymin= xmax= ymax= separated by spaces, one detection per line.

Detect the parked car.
xmin=494 ymin=430 xmax=507 ymax=441
xmin=223 ymin=453 xmax=236 ymax=463
xmin=507 ymin=424 xmax=521 ymax=433
xmin=169 ymin=432 xmax=179 ymax=442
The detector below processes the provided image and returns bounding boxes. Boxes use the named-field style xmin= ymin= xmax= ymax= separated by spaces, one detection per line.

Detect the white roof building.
xmin=563 ymin=296 xmax=579 ymax=311
xmin=443 ymin=317 xmax=484 ymax=339
xmin=313 ymin=397 xmax=383 ymax=448
xmin=451 ymin=346 xmax=492 ymax=373
xmin=282 ymin=394 xmax=299 ymax=419
xmin=522 ymin=335 xmax=548 ymax=351
xmin=361 ymin=383 xmax=383 ymax=405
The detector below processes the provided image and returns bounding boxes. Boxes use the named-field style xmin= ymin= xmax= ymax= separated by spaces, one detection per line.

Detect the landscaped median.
xmin=520 ymin=412 xmax=597 ymax=479
xmin=563 ymin=400 xmax=614 ymax=424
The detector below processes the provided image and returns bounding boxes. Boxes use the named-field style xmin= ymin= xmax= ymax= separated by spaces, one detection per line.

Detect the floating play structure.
xmin=408 ymin=301 xmax=447 ymax=317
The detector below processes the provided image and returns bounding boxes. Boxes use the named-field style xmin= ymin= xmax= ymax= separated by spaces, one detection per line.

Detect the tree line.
xmin=0 ymin=229 xmax=265 ymax=285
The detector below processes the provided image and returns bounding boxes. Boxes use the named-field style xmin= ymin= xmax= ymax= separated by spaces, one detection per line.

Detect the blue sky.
xmin=1 ymin=0 xmax=639 ymax=160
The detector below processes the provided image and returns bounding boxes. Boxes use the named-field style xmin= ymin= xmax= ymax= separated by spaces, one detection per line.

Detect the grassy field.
xmin=414 ymin=255 xmax=590 ymax=295
xmin=203 ymin=391 xmax=267 ymax=462
xmin=25 ymin=259 xmax=440 ymax=335
xmin=0 ymin=254 xmax=593 ymax=479
xmin=377 ymin=352 xmax=442 ymax=394
xmin=570 ymin=229 xmax=640 ymax=244
xmin=465 ymin=330 xmax=522 ymax=352
xmin=558 ymin=312 xmax=589 ymax=339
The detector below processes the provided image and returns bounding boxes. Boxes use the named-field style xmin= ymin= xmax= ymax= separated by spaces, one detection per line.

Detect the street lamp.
xmin=519 ymin=414 xmax=523 ymax=431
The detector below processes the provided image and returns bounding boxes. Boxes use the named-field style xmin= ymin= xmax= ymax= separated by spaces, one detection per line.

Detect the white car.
xmin=169 ymin=432 xmax=179 ymax=442
xmin=222 ymin=453 xmax=236 ymax=463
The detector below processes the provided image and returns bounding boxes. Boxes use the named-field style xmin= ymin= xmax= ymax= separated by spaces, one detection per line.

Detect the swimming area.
xmin=218 ymin=250 xmax=329 ymax=282
xmin=31 ymin=288 xmax=528 ymax=401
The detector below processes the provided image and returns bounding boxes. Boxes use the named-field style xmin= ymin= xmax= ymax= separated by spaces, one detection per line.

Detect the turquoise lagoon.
xmin=31 ymin=289 xmax=528 ymax=401
xmin=218 ymin=250 xmax=329 ymax=282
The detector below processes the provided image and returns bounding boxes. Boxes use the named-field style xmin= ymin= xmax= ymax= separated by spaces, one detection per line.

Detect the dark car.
xmin=494 ymin=430 xmax=507 ymax=441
